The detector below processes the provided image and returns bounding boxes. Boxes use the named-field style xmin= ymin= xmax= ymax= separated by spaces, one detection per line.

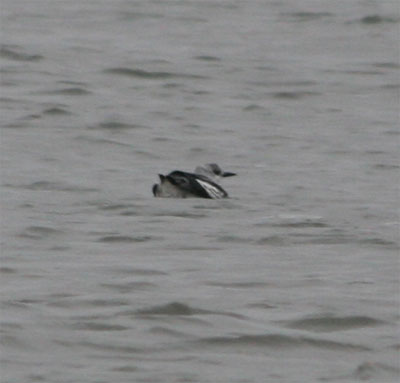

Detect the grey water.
xmin=1 ymin=1 xmax=399 ymax=382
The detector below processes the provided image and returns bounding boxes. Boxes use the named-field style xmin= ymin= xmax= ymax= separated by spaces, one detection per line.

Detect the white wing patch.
xmin=196 ymin=179 xmax=225 ymax=199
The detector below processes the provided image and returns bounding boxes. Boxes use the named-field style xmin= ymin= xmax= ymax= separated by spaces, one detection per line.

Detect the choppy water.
xmin=1 ymin=1 xmax=399 ymax=382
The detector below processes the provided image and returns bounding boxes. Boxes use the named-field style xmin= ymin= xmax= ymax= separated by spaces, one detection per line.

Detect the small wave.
xmin=1 ymin=322 xmax=22 ymax=330
xmin=255 ymin=215 xmax=326 ymax=228
xmin=101 ymin=281 xmax=156 ymax=294
xmin=372 ymin=163 xmax=400 ymax=170
xmin=249 ymin=79 xmax=317 ymax=88
xmin=288 ymin=230 xmax=355 ymax=245
xmin=243 ymin=104 xmax=265 ymax=112
xmin=57 ymin=340 xmax=142 ymax=354
xmin=73 ymin=135 xmax=131 ymax=147
xmin=342 ymin=69 xmax=382 ymax=76
xmin=247 ymin=302 xmax=277 ymax=309
xmin=42 ymin=106 xmax=71 ymax=115
xmin=270 ymin=221 xmax=328 ymax=228
xmin=381 ymin=83 xmax=400 ymax=90
xmin=352 ymin=361 xmax=400 ymax=381
xmin=2 ymin=121 xmax=31 ymax=129
xmin=359 ymin=15 xmax=399 ymax=24
xmin=281 ymin=12 xmax=334 ymax=22
xmin=112 ymin=366 xmax=138 ymax=373
xmin=284 ymin=314 xmax=386 ymax=332
xmin=19 ymin=226 xmax=63 ymax=239
xmin=321 ymin=361 xmax=400 ymax=381
xmin=49 ymin=245 xmax=71 ymax=252
xmin=70 ymin=322 xmax=129 ymax=331
xmin=0 ymin=267 xmax=17 ymax=274
xmin=170 ymin=245 xmax=222 ymax=251
xmin=1 ymin=300 xmax=34 ymax=309
xmin=215 ymin=234 xmax=254 ymax=244
xmin=49 ymin=297 xmax=129 ymax=309
xmin=197 ymin=333 xmax=370 ymax=351
xmin=0 ymin=44 xmax=43 ymax=62
xmin=256 ymin=235 xmax=290 ymax=246
xmin=174 ymin=15 xmax=208 ymax=23
xmin=271 ymin=91 xmax=320 ymax=100
xmin=372 ymin=62 xmax=400 ymax=69
xmin=389 ymin=343 xmax=400 ymax=350
xmin=135 ymin=303 xmax=251 ymax=320
xmin=188 ymin=147 xmax=208 ymax=154
xmin=193 ymin=201 xmax=237 ymax=210
xmin=119 ymin=11 xmax=164 ymax=21
xmin=359 ymin=237 xmax=399 ymax=249
xmin=150 ymin=211 xmax=207 ymax=219
xmin=131 ymin=149 xmax=161 ymax=160
xmin=58 ymin=80 xmax=87 ymax=86
xmin=109 ymin=267 xmax=168 ymax=276
xmin=149 ymin=326 xmax=187 ymax=337
xmin=97 ymin=203 xmax=138 ymax=211
xmin=193 ymin=55 xmax=221 ymax=62
xmin=88 ymin=121 xmax=146 ymax=130
xmin=22 ymin=226 xmax=61 ymax=235
xmin=104 ymin=67 xmax=208 ymax=80
xmin=207 ymin=281 xmax=270 ymax=289
xmin=136 ymin=302 xmax=201 ymax=316
xmin=19 ymin=181 xmax=97 ymax=192
xmin=0 ymin=96 xmax=20 ymax=104
xmin=97 ymin=235 xmax=154 ymax=243
xmin=104 ymin=67 xmax=177 ymax=79
xmin=384 ymin=129 xmax=400 ymax=136
xmin=44 ymin=87 xmax=90 ymax=96
xmin=0 ymin=334 xmax=32 ymax=350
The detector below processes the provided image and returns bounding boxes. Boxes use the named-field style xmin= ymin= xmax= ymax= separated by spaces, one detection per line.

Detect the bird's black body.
xmin=166 ymin=170 xmax=228 ymax=199
xmin=152 ymin=164 xmax=235 ymax=199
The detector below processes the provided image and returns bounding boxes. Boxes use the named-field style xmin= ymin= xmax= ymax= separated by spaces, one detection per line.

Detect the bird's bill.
xmin=222 ymin=171 xmax=236 ymax=177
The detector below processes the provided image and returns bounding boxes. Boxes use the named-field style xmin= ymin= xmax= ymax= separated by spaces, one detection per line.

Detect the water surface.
xmin=1 ymin=1 xmax=399 ymax=382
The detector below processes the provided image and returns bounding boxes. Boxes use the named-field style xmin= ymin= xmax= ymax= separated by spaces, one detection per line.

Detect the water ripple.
xmin=19 ymin=226 xmax=63 ymax=240
xmin=359 ymin=15 xmax=399 ymax=24
xmin=283 ymin=314 xmax=386 ymax=333
xmin=43 ymin=87 xmax=91 ymax=96
xmin=207 ymin=281 xmax=270 ymax=289
xmin=196 ymin=333 xmax=371 ymax=351
xmin=352 ymin=362 xmax=400 ymax=381
xmin=136 ymin=302 xmax=202 ymax=316
xmin=70 ymin=322 xmax=129 ymax=331
xmin=281 ymin=12 xmax=334 ymax=22
xmin=109 ymin=267 xmax=167 ymax=276
xmin=271 ymin=91 xmax=321 ymax=100
xmin=55 ymin=339 xmax=144 ymax=355
xmin=134 ymin=302 xmax=246 ymax=320
xmin=104 ymin=67 xmax=208 ymax=80
xmin=323 ymin=361 xmax=400 ymax=381
xmin=0 ymin=267 xmax=17 ymax=274
xmin=11 ymin=181 xmax=97 ymax=192
xmin=0 ymin=44 xmax=43 ymax=62
xmin=49 ymin=297 xmax=130 ymax=309
xmin=42 ymin=106 xmax=71 ymax=115
xmin=193 ymin=55 xmax=221 ymax=62
xmin=88 ymin=121 xmax=146 ymax=130
xmin=101 ymin=281 xmax=156 ymax=294
xmin=97 ymin=235 xmax=156 ymax=243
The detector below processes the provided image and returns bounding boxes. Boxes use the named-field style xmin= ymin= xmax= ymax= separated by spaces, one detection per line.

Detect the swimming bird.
xmin=152 ymin=164 xmax=236 ymax=199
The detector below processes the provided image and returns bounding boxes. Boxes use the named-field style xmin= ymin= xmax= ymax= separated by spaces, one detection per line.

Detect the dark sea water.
xmin=1 ymin=1 xmax=399 ymax=382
